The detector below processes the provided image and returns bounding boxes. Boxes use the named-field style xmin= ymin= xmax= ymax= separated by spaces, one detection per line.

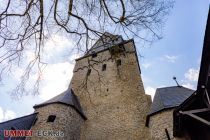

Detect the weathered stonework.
xmin=0 ymin=34 xmax=197 ymax=140
xmin=149 ymin=109 xmax=186 ymax=140
xmin=28 ymin=103 xmax=84 ymax=140
xmin=70 ymin=41 xmax=152 ymax=140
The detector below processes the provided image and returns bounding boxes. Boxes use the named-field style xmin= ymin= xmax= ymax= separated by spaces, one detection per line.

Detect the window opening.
xmin=47 ymin=115 xmax=56 ymax=122
xmin=102 ymin=64 xmax=107 ymax=71
xmin=117 ymin=59 xmax=121 ymax=66
xmin=87 ymin=69 xmax=91 ymax=76
xmin=92 ymin=52 xmax=97 ymax=58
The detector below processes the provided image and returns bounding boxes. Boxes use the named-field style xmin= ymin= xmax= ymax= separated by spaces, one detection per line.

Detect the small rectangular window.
xmin=92 ymin=52 xmax=97 ymax=58
xmin=47 ymin=115 xmax=56 ymax=122
xmin=87 ymin=69 xmax=91 ymax=76
xmin=102 ymin=64 xmax=107 ymax=71
xmin=117 ymin=59 xmax=121 ymax=66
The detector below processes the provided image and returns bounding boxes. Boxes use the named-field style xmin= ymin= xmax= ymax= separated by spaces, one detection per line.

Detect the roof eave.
xmin=33 ymin=102 xmax=87 ymax=120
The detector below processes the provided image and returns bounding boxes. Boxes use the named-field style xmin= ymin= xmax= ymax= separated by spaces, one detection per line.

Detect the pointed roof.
xmin=85 ymin=32 xmax=124 ymax=55
xmin=34 ymin=88 xmax=86 ymax=119
xmin=149 ymin=86 xmax=194 ymax=115
xmin=146 ymin=86 xmax=194 ymax=126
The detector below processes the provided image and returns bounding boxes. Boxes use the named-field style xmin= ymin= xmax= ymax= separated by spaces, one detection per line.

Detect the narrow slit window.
xmin=47 ymin=115 xmax=56 ymax=122
xmin=87 ymin=69 xmax=91 ymax=76
xmin=117 ymin=59 xmax=121 ymax=66
xmin=102 ymin=64 xmax=107 ymax=71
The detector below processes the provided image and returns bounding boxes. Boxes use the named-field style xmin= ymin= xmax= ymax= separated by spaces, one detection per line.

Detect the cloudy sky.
xmin=0 ymin=0 xmax=209 ymax=122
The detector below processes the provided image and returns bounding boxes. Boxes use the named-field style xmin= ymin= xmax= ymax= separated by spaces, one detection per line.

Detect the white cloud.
xmin=9 ymin=34 xmax=77 ymax=101
xmin=145 ymin=86 xmax=156 ymax=100
xmin=184 ymin=68 xmax=199 ymax=82
xmin=4 ymin=110 xmax=16 ymax=121
xmin=142 ymin=63 xmax=151 ymax=69
xmin=0 ymin=107 xmax=4 ymax=122
xmin=181 ymin=67 xmax=198 ymax=90
xmin=39 ymin=62 xmax=74 ymax=100
xmin=182 ymin=83 xmax=195 ymax=89
xmin=38 ymin=35 xmax=76 ymax=100
xmin=162 ymin=55 xmax=178 ymax=63
xmin=0 ymin=107 xmax=16 ymax=122
xmin=25 ymin=51 xmax=36 ymax=63
xmin=43 ymin=35 xmax=74 ymax=60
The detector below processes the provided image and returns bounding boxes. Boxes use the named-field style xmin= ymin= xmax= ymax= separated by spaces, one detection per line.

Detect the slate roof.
xmin=85 ymin=32 xmax=124 ymax=55
xmin=149 ymin=86 xmax=195 ymax=115
xmin=33 ymin=88 xmax=86 ymax=119
xmin=0 ymin=113 xmax=37 ymax=140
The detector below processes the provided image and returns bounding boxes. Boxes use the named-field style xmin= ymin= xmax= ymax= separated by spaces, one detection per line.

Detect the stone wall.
xmin=148 ymin=109 xmax=186 ymax=140
xmin=28 ymin=103 xmax=84 ymax=140
xmin=70 ymin=41 xmax=152 ymax=140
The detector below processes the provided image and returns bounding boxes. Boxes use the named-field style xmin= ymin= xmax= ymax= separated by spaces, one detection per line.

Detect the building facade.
xmin=0 ymin=33 xmax=203 ymax=140
xmin=69 ymin=33 xmax=152 ymax=140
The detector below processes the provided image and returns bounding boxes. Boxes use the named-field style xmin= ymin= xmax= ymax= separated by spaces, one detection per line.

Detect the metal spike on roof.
xmin=149 ymin=86 xmax=194 ymax=115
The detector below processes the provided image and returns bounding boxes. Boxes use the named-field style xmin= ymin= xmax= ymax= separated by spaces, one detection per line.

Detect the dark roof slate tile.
xmin=0 ymin=113 xmax=37 ymax=139
xmin=149 ymin=86 xmax=195 ymax=115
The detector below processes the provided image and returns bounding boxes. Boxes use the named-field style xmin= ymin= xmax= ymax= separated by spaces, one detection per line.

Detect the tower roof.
xmin=149 ymin=86 xmax=194 ymax=115
xmin=34 ymin=88 xmax=86 ymax=119
xmin=85 ymin=32 xmax=123 ymax=55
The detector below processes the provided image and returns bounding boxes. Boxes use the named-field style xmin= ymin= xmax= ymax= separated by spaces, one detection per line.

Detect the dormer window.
xmin=47 ymin=115 xmax=56 ymax=122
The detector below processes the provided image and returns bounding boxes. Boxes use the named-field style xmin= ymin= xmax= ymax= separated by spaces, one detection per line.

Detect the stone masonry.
xmin=28 ymin=103 xmax=84 ymax=140
xmin=70 ymin=40 xmax=152 ymax=140
xmin=148 ymin=109 xmax=187 ymax=140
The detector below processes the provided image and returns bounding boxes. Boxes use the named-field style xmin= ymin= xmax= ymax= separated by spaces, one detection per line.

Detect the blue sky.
xmin=0 ymin=0 xmax=209 ymax=122
xmin=140 ymin=0 xmax=209 ymax=98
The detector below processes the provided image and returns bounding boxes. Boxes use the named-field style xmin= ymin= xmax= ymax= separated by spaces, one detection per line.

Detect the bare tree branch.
xmin=0 ymin=0 xmax=174 ymax=96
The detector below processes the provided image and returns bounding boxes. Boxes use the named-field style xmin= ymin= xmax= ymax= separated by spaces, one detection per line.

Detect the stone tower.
xmin=29 ymin=88 xmax=86 ymax=140
xmin=70 ymin=33 xmax=152 ymax=140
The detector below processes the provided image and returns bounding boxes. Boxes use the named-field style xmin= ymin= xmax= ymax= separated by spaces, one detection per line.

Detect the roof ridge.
xmin=157 ymin=86 xmax=182 ymax=89
xmin=180 ymin=86 xmax=195 ymax=91
xmin=34 ymin=88 xmax=70 ymax=107
xmin=0 ymin=113 xmax=38 ymax=125
xmin=157 ymin=86 xmax=194 ymax=91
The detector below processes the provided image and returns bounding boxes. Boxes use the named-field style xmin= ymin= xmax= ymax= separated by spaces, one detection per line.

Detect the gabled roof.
xmin=34 ymin=88 xmax=86 ymax=119
xmin=149 ymin=86 xmax=194 ymax=115
xmin=0 ymin=113 xmax=37 ymax=133
xmin=85 ymin=32 xmax=123 ymax=55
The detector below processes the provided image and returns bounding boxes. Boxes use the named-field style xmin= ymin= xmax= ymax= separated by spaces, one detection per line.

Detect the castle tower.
xmin=70 ymin=33 xmax=152 ymax=139
xmin=29 ymin=88 xmax=86 ymax=140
